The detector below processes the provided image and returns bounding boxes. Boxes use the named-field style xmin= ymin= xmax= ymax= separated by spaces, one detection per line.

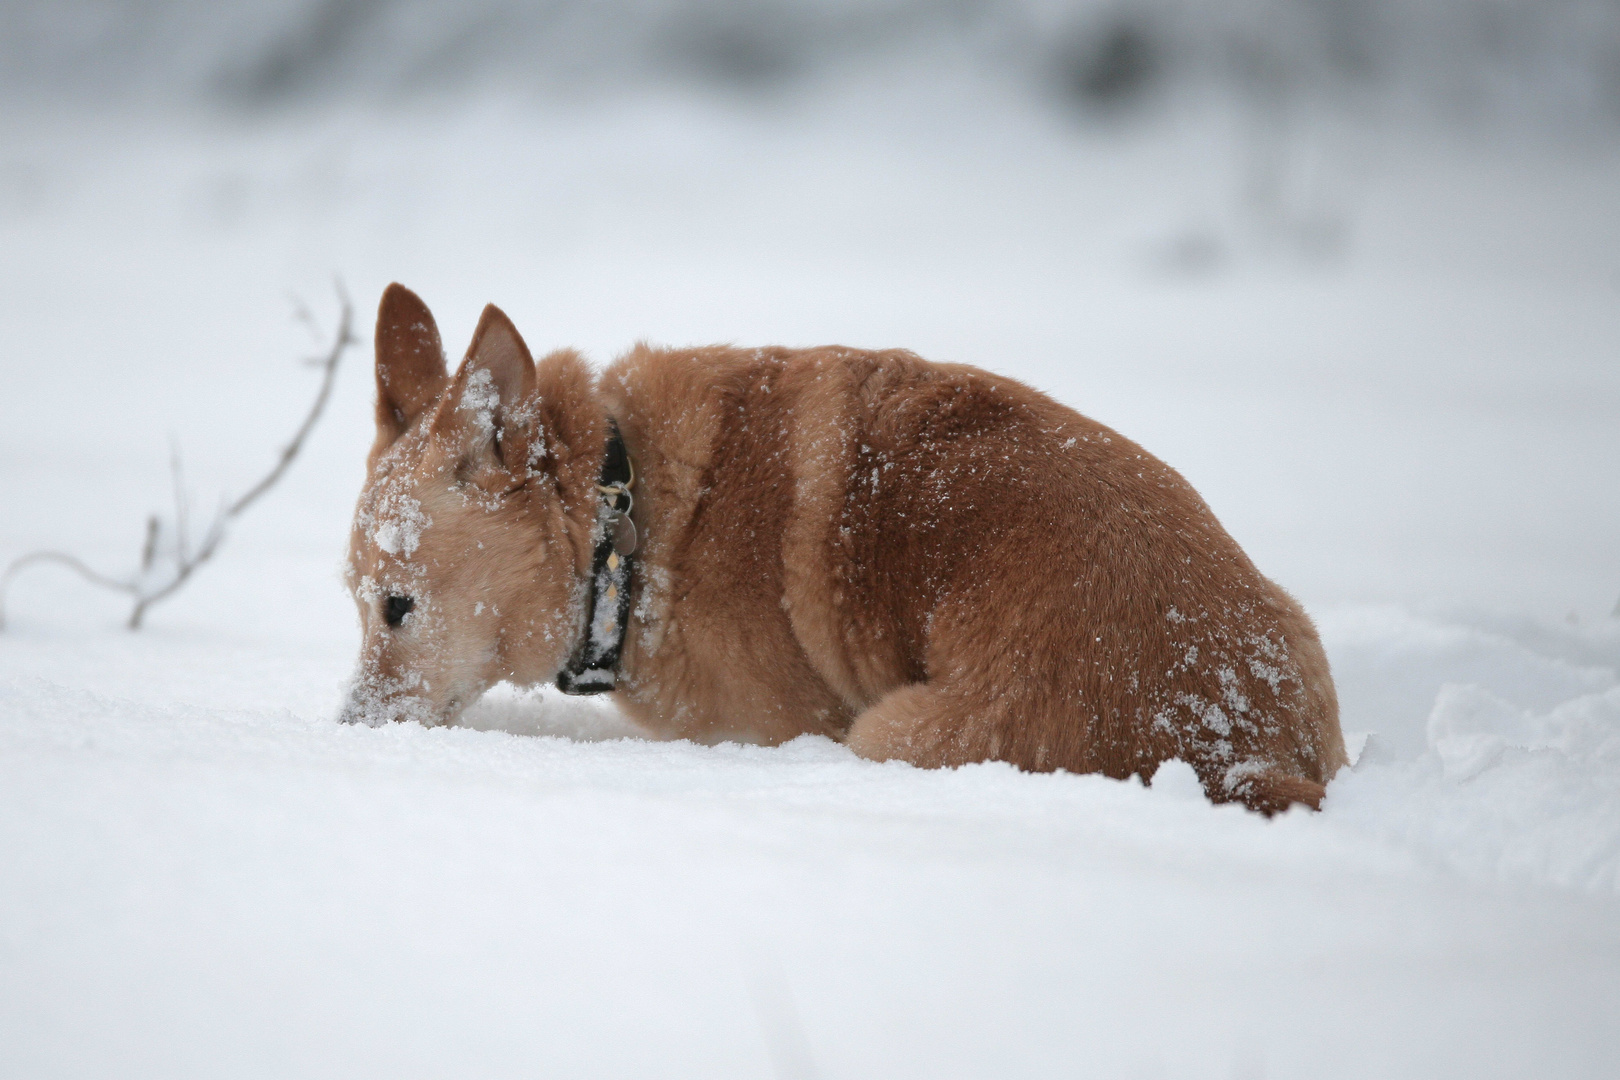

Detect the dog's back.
xmin=603 ymin=344 xmax=1346 ymax=812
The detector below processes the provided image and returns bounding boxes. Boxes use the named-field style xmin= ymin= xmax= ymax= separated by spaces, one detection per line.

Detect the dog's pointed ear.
xmin=374 ymin=283 xmax=447 ymax=441
xmin=432 ymin=304 xmax=540 ymax=483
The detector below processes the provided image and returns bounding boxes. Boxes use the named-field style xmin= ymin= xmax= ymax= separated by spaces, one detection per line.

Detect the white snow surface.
xmin=2 ymin=80 xmax=1619 ymax=1077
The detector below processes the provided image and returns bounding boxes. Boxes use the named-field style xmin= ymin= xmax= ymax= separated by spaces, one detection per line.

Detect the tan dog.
xmin=342 ymin=284 xmax=1346 ymax=813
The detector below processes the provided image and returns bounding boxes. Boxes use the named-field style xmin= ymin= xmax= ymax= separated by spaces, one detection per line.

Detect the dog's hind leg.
xmin=843 ymin=682 xmax=1015 ymax=770
xmin=845 ymin=682 xmax=1330 ymax=815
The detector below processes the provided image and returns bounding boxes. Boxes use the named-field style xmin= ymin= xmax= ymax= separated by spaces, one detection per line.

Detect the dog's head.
xmin=339 ymin=284 xmax=604 ymax=727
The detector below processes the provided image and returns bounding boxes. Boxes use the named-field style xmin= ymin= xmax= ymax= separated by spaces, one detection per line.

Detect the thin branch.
xmin=140 ymin=515 xmax=160 ymax=573
xmin=1 ymin=552 xmax=136 ymax=602
xmin=127 ymin=552 xmax=202 ymax=630
xmin=0 ymin=283 xmax=357 ymax=632
xmin=229 ymin=281 xmax=353 ymax=519
xmin=131 ymin=495 xmax=234 ymax=629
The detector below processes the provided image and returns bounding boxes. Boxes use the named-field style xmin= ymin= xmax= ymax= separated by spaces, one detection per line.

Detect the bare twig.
xmin=0 ymin=552 xmax=138 ymax=604
xmin=0 ymin=283 xmax=357 ymax=632
xmin=229 ymin=285 xmax=352 ymax=518
xmin=139 ymin=515 xmax=160 ymax=574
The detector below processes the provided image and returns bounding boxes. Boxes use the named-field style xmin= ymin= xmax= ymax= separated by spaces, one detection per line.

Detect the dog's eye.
xmin=384 ymin=595 xmax=414 ymax=627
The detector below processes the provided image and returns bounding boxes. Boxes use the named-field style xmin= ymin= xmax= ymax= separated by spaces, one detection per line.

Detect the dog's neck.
xmin=554 ymin=420 xmax=636 ymax=694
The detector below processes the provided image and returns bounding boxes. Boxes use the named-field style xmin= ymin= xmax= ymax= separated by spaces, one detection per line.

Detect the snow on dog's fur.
xmin=342 ymin=284 xmax=1347 ymax=813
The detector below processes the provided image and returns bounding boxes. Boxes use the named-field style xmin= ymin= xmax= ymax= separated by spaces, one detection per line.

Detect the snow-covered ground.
xmin=2 ymin=74 xmax=1619 ymax=1077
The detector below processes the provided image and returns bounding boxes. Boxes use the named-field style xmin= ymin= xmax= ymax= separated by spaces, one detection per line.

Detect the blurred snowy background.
xmin=2 ymin=2 xmax=1619 ymax=1078
xmin=6 ymin=0 xmax=1620 ymax=115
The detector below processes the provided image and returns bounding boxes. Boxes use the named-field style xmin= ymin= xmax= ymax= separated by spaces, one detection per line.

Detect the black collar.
xmin=555 ymin=420 xmax=637 ymax=695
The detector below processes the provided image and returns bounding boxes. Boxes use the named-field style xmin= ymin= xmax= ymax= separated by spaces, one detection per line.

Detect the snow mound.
xmin=1428 ymin=683 xmax=1620 ymax=781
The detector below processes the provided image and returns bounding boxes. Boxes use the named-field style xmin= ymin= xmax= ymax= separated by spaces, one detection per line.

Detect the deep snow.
xmin=2 ymin=74 xmax=1619 ymax=1078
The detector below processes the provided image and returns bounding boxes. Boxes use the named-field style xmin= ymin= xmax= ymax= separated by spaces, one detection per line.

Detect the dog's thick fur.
xmin=343 ymin=284 xmax=1347 ymax=813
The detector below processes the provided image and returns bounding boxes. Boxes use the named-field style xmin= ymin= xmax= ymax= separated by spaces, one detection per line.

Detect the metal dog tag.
xmin=611 ymin=513 xmax=638 ymax=556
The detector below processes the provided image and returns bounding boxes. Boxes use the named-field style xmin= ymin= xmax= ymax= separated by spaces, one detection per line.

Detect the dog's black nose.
xmin=384 ymin=595 xmax=414 ymax=627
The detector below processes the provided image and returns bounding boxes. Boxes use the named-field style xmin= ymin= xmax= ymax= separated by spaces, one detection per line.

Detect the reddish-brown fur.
xmin=344 ymin=285 xmax=1347 ymax=814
